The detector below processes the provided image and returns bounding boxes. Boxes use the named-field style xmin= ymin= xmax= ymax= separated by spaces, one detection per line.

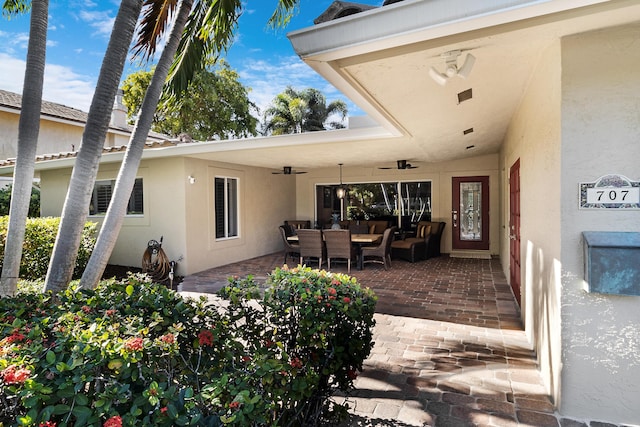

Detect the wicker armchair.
xmin=323 ymin=229 xmax=357 ymax=273
xmin=297 ymin=229 xmax=326 ymax=268
xmin=361 ymin=227 xmax=396 ymax=270
xmin=279 ymin=225 xmax=300 ymax=264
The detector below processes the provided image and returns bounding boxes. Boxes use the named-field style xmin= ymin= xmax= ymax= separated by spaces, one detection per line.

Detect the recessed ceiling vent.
xmin=314 ymin=1 xmax=377 ymax=24
xmin=458 ymin=89 xmax=473 ymax=104
xmin=463 ymin=128 xmax=474 ymax=135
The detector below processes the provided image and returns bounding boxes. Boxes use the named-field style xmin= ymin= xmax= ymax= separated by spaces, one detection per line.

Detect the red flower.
xmin=289 ymin=357 xmax=303 ymax=369
xmin=347 ymin=369 xmax=358 ymax=380
xmin=6 ymin=331 xmax=25 ymax=343
xmin=343 ymin=297 xmax=351 ymax=304
xmin=81 ymin=305 xmax=91 ymax=314
xmin=103 ymin=415 xmax=122 ymax=427
xmin=124 ymin=337 xmax=144 ymax=352
xmin=229 ymin=401 xmax=240 ymax=409
xmin=160 ymin=407 xmax=168 ymax=415
xmin=241 ymin=355 xmax=251 ymax=362
xmin=160 ymin=333 xmax=175 ymax=344
xmin=198 ymin=330 xmax=214 ymax=347
xmin=39 ymin=422 xmax=56 ymax=427
xmin=328 ymin=287 xmax=337 ymax=296
xmin=1 ymin=365 xmax=31 ymax=384
xmin=264 ymin=339 xmax=274 ymax=348
xmin=105 ymin=309 xmax=116 ymax=317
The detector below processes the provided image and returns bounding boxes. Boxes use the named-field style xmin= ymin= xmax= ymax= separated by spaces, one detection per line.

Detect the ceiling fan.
xmin=272 ymin=166 xmax=307 ymax=175
xmin=378 ymin=160 xmax=418 ymax=170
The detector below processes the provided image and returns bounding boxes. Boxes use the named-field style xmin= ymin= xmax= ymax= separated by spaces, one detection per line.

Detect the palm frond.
xmin=132 ymin=0 xmax=179 ymax=61
xmin=165 ymin=0 xmax=241 ymax=97
xmin=2 ymin=0 xmax=30 ymax=18
xmin=267 ymin=0 xmax=299 ymax=29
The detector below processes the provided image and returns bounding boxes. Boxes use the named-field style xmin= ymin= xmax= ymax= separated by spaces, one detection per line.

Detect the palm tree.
xmin=262 ymin=86 xmax=347 ymax=135
xmin=79 ymin=0 xmax=301 ymax=289
xmin=44 ymin=0 xmax=144 ymax=293
xmin=79 ymin=0 xmax=194 ymax=288
xmin=45 ymin=0 xmax=301 ymax=292
xmin=0 ymin=0 xmax=48 ymax=296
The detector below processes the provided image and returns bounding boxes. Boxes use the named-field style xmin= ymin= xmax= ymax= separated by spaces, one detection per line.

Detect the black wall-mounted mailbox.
xmin=583 ymin=231 xmax=640 ymax=296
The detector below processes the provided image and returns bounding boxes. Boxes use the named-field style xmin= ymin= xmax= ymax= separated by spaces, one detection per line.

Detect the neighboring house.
xmin=0 ymin=1 xmax=639 ymax=423
xmin=0 ymin=89 xmax=166 ymax=162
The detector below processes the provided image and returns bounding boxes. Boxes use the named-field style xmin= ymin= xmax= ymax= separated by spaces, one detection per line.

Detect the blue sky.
xmin=0 ymin=0 xmax=382 ymax=118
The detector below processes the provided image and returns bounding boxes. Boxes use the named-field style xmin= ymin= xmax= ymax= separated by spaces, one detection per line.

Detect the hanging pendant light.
xmin=336 ymin=163 xmax=346 ymax=199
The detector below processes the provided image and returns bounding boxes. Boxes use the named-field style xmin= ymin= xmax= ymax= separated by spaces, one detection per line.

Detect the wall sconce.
xmin=188 ymin=175 xmax=196 ymax=184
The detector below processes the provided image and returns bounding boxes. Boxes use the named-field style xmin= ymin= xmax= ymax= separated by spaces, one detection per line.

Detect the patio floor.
xmin=179 ymin=253 xmax=622 ymax=427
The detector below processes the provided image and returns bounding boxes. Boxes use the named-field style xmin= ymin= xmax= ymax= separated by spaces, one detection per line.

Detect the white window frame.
xmin=214 ymin=176 xmax=239 ymax=240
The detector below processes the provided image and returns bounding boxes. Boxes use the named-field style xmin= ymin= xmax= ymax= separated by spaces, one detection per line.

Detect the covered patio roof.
xmin=2 ymin=0 xmax=639 ymax=175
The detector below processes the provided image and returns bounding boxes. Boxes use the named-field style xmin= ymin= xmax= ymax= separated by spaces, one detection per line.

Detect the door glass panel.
xmin=460 ymin=182 xmax=482 ymax=241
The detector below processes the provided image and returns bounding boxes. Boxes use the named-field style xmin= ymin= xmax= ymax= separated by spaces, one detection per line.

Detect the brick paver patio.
xmin=179 ymin=253 xmax=625 ymax=427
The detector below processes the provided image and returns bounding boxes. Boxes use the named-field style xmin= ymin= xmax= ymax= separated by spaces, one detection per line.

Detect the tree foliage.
xmin=0 ymin=185 xmax=40 ymax=217
xmin=122 ymin=61 xmax=258 ymax=140
xmin=262 ymin=86 xmax=347 ymax=136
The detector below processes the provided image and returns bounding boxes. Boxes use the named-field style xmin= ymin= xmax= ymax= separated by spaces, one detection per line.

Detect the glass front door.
xmin=452 ymin=176 xmax=489 ymax=250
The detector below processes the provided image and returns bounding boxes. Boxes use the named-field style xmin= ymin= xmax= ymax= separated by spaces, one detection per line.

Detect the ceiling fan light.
xmin=429 ymin=66 xmax=448 ymax=86
xmin=283 ymin=166 xmax=292 ymax=175
xmin=457 ymin=53 xmax=476 ymax=79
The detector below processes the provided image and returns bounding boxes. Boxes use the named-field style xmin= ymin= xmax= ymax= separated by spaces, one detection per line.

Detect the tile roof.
xmin=0 ymin=140 xmax=178 ymax=168
xmin=0 ymin=88 xmax=88 ymax=123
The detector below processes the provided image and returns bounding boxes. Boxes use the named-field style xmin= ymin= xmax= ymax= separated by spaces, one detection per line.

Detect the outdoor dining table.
xmin=287 ymin=233 xmax=382 ymax=270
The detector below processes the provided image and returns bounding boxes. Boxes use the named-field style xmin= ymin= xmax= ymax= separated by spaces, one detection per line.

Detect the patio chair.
xmin=361 ymin=226 xmax=396 ymax=270
xmin=279 ymin=225 xmax=300 ymax=264
xmin=323 ymin=229 xmax=357 ymax=273
xmin=297 ymin=229 xmax=326 ymax=268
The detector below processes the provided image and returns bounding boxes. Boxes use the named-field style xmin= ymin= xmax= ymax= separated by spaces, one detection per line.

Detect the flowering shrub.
xmin=0 ymin=266 xmax=376 ymax=426
xmin=218 ymin=265 xmax=378 ymax=424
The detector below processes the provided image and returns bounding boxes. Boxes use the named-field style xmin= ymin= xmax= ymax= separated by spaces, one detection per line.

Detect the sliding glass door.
xmin=316 ymin=181 xmax=431 ymax=230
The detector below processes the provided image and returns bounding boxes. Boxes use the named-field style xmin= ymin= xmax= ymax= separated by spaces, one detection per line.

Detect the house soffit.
xmin=287 ymin=0 xmax=640 ymax=165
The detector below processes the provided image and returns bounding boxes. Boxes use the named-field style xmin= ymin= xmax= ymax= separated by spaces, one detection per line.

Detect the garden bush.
xmin=0 ymin=216 xmax=97 ymax=280
xmin=0 ymin=265 xmax=377 ymax=426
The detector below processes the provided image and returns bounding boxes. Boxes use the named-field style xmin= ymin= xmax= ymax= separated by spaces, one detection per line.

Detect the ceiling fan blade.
xmin=378 ymin=166 xmax=393 ymax=170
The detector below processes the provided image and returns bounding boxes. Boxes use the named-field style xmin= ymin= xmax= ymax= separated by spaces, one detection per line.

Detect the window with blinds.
xmin=89 ymin=178 xmax=144 ymax=215
xmin=214 ymin=176 xmax=239 ymax=239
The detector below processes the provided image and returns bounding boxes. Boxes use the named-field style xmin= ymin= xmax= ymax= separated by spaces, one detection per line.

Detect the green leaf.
xmin=46 ymin=350 xmax=56 ymax=364
xmin=72 ymin=405 xmax=92 ymax=426
xmin=53 ymin=404 xmax=71 ymax=414
xmin=126 ymin=284 xmax=134 ymax=296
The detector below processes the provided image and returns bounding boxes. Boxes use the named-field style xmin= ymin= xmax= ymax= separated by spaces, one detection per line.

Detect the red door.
xmin=452 ymin=176 xmax=489 ymax=250
xmin=509 ymin=160 xmax=521 ymax=305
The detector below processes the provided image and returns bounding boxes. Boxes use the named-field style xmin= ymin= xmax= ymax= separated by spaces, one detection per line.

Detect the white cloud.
xmin=78 ymin=9 xmax=115 ymax=37
xmin=0 ymin=53 xmax=95 ymax=112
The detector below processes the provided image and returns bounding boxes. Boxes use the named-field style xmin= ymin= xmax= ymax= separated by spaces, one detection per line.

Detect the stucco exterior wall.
xmin=559 ymin=24 xmax=640 ymax=423
xmin=294 ymin=155 xmax=500 ymax=255
xmin=0 ymin=114 xmax=84 ymax=159
xmin=500 ymin=41 xmax=562 ymax=405
xmin=40 ymin=159 xmax=189 ymax=271
xmin=0 ymin=111 xmax=134 ymax=161
xmin=40 ymin=157 xmax=297 ymax=276
xmin=182 ymin=158 xmax=296 ymax=274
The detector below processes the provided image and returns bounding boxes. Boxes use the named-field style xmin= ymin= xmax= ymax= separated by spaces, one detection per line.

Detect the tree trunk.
xmin=44 ymin=0 xmax=143 ymax=293
xmin=80 ymin=0 xmax=194 ymax=289
xmin=0 ymin=0 xmax=48 ymax=296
